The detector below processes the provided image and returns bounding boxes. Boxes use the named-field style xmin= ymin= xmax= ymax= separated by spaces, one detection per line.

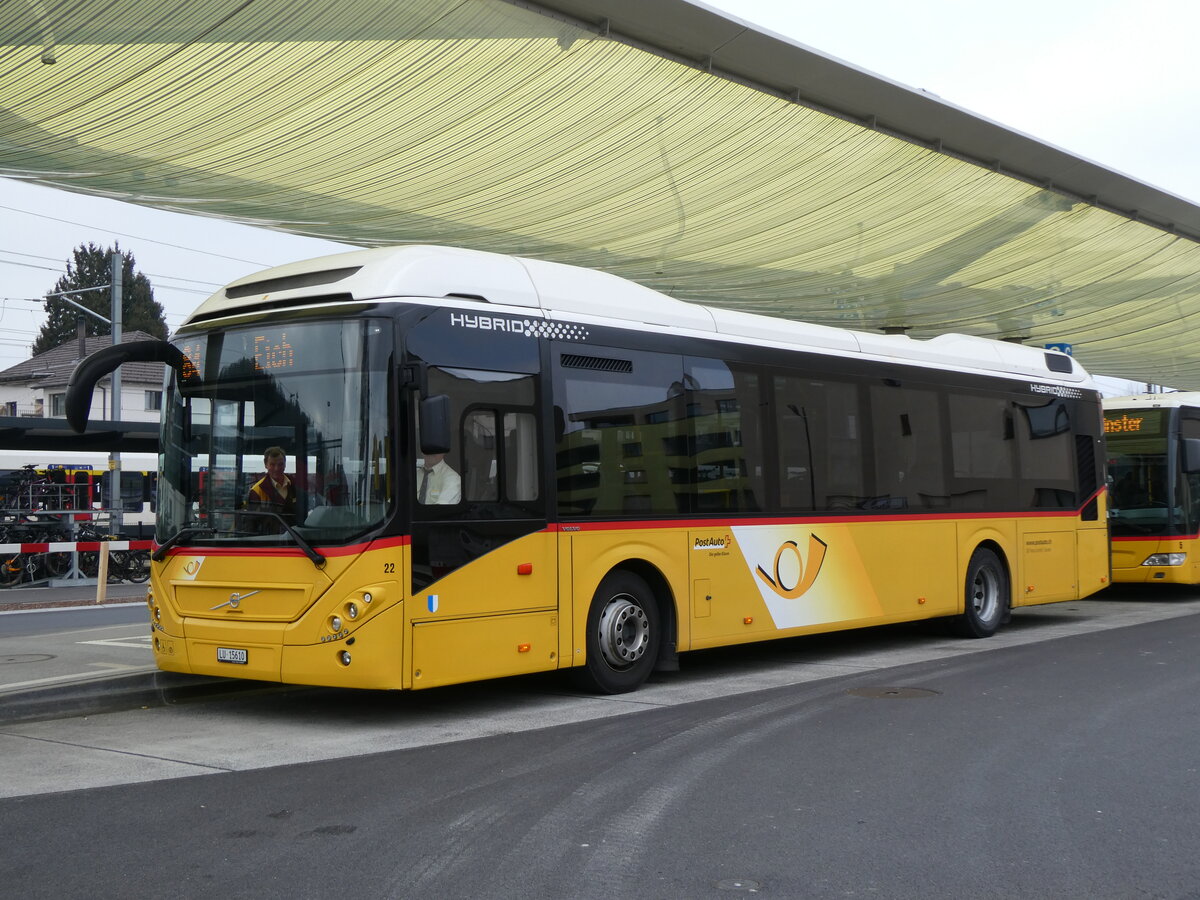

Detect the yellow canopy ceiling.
xmin=3 ymin=0 xmax=1199 ymax=386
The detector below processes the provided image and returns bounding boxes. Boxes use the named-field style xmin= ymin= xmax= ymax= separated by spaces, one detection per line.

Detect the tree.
xmin=32 ymin=242 xmax=168 ymax=356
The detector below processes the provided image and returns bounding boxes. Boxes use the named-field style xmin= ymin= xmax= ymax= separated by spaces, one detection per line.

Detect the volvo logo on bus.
xmin=211 ymin=589 xmax=260 ymax=611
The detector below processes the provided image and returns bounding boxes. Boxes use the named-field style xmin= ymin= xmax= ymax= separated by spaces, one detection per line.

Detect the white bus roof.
xmin=189 ymin=245 xmax=1090 ymax=387
xmin=1104 ymin=393 xmax=1200 ymax=410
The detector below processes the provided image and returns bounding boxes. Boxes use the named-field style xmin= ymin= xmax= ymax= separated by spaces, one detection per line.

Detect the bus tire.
xmin=952 ymin=546 xmax=1009 ymax=638
xmin=574 ymin=570 xmax=660 ymax=694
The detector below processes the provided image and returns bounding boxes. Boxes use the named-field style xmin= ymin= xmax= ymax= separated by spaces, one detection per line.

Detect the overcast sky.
xmin=0 ymin=0 xmax=1194 ymax=380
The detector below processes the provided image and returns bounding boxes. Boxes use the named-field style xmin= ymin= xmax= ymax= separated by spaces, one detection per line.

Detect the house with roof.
xmin=0 ymin=331 xmax=166 ymax=422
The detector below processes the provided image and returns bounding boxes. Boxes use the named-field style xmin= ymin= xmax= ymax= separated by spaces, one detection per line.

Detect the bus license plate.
xmin=217 ymin=647 xmax=248 ymax=665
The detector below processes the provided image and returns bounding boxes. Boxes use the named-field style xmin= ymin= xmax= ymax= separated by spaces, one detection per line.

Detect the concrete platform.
xmin=0 ymin=581 xmax=149 ymax=611
xmin=0 ymin=583 xmax=253 ymax=724
xmin=3 ymin=582 xmax=1200 ymax=730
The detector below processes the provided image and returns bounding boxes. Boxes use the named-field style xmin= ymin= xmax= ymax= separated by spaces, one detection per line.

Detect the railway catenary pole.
xmin=108 ymin=251 xmax=122 ymax=536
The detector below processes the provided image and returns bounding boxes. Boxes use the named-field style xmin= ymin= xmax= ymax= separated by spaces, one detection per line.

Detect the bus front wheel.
xmin=953 ymin=547 xmax=1009 ymax=638
xmin=574 ymin=570 xmax=660 ymax=694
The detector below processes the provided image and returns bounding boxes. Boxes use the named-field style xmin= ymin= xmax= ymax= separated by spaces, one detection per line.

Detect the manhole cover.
xmin=847 ymin=686 xmax=940 ymax=699
xmin=1 ymin=653 xmax=55 ymax=665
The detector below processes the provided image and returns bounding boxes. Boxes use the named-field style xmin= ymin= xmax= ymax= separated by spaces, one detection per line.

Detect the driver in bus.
xmin=416 ymin=452 xmax=460 ymax=505
xmin=246 ymin=446 xmax=298 ymax=525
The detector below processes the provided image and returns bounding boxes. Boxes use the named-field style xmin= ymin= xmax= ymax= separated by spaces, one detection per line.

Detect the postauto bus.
xmin=66 ymin=245 xmax=1110 ymax=693
xmin=1104 ymin=393 xmax=1200 ymax=583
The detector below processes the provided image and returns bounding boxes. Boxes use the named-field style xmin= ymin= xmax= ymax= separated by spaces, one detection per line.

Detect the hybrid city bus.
xmin=1103 ymin=392 xmax=1200 ymax=583
xmin=66 ymin=246 xmax=1110 ymax=693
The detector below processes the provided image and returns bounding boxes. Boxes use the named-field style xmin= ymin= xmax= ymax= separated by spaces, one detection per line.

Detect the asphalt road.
xmin=1 ymin=586 xmax=1198 ymax=898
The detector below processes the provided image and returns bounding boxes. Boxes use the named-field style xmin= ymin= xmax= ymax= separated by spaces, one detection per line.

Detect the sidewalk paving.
xmin=0 ymin=581 xmax=259 ymax=725
xmin=0 ymin=580 xmax=149 ymax=612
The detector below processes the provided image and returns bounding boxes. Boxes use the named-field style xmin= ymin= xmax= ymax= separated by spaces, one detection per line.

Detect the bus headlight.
xmin=1143 ymin=553 xmax=1186 ymax=566
xmin=346 ymin=602 xmax=359 ymax=620
xmin=330 ymin=616 xmax=343 ymax=632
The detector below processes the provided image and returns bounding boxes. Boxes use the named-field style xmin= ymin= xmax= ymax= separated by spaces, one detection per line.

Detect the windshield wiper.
xmin=151 ymin=525 xmax=214 ymax=561
xmin=236 ymin=510 xmax=326 ymax=567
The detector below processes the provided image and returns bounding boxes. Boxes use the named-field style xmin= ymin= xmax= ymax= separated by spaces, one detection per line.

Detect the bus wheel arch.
xmin=952 ymin=542 xmax=1011 ymax=638
xmin=574 ymin=563 xmax=675 ymax=694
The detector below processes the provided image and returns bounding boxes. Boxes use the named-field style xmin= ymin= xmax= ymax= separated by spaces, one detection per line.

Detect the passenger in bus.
xmin=245 ymin=446 xmax=298 ymax=526
xmin=416 ymin=452 xmax=461 ymax=505
xmin=1112 ymin=471 xmax=1140 ymax=509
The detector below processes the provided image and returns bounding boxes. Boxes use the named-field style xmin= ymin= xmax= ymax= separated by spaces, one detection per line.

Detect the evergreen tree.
xmin=32 ymin=242 xmax=168 ymax=356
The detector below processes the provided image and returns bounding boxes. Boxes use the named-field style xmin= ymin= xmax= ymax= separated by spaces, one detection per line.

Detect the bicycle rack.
xmin=0 ymin=509 xmax=136 ymax=588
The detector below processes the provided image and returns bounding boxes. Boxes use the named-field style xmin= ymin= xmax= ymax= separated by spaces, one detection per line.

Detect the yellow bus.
xmin=1103 ymin=393 xmax=1200 ymax=583
xmin=66 ymin=246 xmax=1110 ymax=693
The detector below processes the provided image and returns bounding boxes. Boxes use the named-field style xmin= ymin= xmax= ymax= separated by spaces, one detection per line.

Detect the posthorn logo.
xmin=755 ymin=534 xmax=828 ymax=600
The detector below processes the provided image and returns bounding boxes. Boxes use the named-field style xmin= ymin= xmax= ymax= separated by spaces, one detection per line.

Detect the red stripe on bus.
xmin=547 ymin=494 xmax=1106 ymax=532
xmin=1112 ymin=533 xmax=1200 ymax=542
xmin=155 ymin=534 xmax=409 ymax=558
xmin=150 ymin=487 xmax=1106 ymax=554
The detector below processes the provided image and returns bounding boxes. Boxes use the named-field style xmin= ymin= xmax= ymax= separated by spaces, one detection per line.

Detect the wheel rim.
xmin=595 ymin=594 xmax=650 ymax=670
xmin=970 ymin=563 xmax=1001 ymax=623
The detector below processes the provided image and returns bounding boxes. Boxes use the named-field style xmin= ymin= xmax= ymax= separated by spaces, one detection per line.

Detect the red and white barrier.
xmin=0 ymin=540 xmax=154 ymax=554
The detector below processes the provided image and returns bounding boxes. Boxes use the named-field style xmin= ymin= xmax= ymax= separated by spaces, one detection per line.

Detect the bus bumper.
xmin=152 ymin=602 xmax=406 ymax=690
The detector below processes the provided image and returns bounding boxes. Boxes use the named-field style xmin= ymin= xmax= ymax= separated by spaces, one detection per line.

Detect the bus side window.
xmin=460 ymin=409 xmax=539 ymax=504
xmin=504 ymin=412 xmax=538 ymax=502
xmin=463 ymin=410 xmax=498 ymax=502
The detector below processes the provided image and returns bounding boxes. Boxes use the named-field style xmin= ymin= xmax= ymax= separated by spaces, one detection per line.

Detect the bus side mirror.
xmin=66 ymin=340 xmax=185 ymax=432
xmin=1183 ymin=438 xmax=1200 ymax=474
xmin=419 ymin=395 xmax=452 ymax=455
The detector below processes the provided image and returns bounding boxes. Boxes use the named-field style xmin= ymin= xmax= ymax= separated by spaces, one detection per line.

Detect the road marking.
xmin=0 ymin=602 xmax=147 ymax=618
xmin=77 ymin=636 xmax=153 ymax=650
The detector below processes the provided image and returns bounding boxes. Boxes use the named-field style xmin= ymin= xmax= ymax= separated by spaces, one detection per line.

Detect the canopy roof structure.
xmin=3 ymin=0 xmax=1199 ymax=387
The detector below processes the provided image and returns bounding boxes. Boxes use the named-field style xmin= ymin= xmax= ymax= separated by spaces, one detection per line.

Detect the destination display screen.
xmin=1104 ymin=407 xmax=1167 ymax=437
xmin=180 ymin=333 xmax=297 ymax=386
xmin=178 ymin=340 xmax=205 ymax=383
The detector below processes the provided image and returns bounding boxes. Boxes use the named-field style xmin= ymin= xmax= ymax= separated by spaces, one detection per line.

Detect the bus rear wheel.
xmin=953 ymin=547 xmax=1008 ymax=638
xmin=574 ymin=570 xmax=660 ymax=694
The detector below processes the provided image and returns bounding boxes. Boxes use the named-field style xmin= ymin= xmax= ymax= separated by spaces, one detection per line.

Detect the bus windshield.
xmin=157 ymin=318 xmax=392 ymax=549
xmin=1103 ymin=406 xmax=1200 ymax=537
xmin=1106 ymin=433 xmax=1176 ymax=535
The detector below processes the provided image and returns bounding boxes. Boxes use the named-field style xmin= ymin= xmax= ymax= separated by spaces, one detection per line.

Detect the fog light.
xmin=1143 ymin=553 xmax=1186 ymax=566
xmin=339 ymin=650 xmax=352 ymax=666
xmin=346 ymin=602 xmax=359 ymax=620
xmin=330 ymin=616 xmax=343 ymax=632
xmin=154 ymin=606 xmax=161 ymax=622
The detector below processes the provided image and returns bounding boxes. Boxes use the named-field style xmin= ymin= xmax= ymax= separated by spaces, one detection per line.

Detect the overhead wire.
xmin=0 ymin=203 xmax=271 ymax=267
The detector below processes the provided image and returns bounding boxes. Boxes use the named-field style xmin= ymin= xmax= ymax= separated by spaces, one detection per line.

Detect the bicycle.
xmin=0 ymin=520 xmax=71 ymax=586
xmin=1 ymin=465 xmax=65 ymax=514
xmin=109 ymin=547 xmax=150 ymax=583
xmin=72 ymin=523 xmax=150 ymax=583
